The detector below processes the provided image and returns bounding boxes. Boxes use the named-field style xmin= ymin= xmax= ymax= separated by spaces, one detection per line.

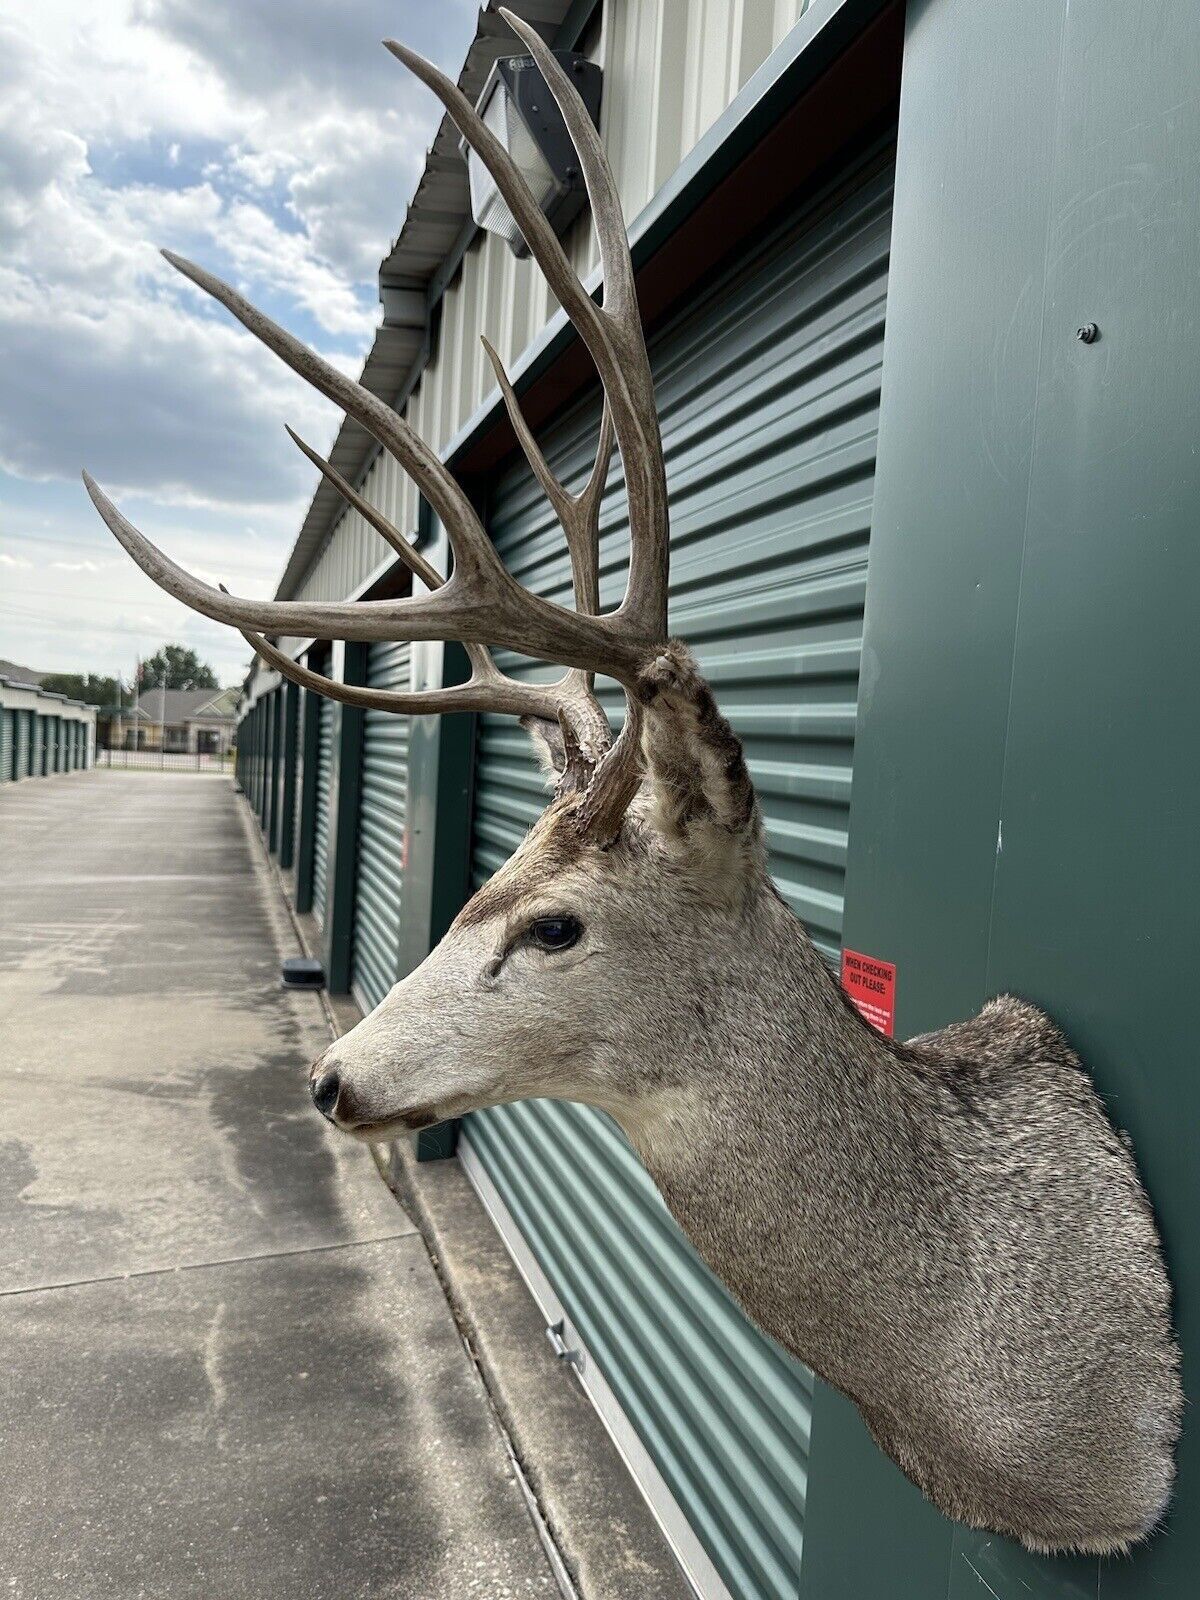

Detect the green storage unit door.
xmin=351 ymin=642 xmax=411 ymax=1012
xmin=15 ymin=710 xmax=31 ymax=778
xmin=0 ymin=710 xmax=13 ymax=781
xmin=44 ymin=716 xmax=58 ymax=774
xmin=262 ymin=690 xmax=275 ymax=836
xmin=311 ymin=696 xmax=335 ymax=928
xmin=33 ymin=715 xmax=45 ymax=776
xmin=463 ymin=153 xmax=893 ymax=1600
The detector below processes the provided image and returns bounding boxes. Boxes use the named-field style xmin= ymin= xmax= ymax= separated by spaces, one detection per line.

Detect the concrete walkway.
xmin=0 ymin=772 xmax=558 ymax=1600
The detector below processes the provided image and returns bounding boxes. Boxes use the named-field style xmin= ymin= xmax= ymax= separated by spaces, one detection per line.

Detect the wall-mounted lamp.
xmin=462 ymin=51 xmax=603 ymax=257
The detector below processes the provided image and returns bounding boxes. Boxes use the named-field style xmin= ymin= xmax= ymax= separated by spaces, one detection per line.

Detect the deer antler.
xmin=81 ymin=8 xmax=668 ymax=839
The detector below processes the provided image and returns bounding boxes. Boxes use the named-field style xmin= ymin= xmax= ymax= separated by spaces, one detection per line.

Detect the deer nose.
xmin=310 ymin=1068 xmax=341 ymax=1120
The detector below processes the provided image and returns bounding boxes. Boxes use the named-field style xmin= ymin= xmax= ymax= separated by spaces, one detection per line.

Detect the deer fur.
xmin=83 ymin=9 xmax=1180 ymax=1555
xmin=316 ymin=647 xmax=1181 ymax=1556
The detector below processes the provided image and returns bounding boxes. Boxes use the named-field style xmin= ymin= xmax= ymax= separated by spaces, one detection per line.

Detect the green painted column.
xmin=320 ymin=641 xmax=367 ymax=994
xmin=804 ymin=1 xmax=1200 ymax=1597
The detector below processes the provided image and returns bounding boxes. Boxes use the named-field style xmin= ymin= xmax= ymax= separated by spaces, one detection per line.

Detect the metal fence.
xmin=99 ymin=747 xmax=235 ymax=773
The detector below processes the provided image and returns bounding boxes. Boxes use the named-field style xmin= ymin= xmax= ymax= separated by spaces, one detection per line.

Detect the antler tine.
xmin=161 ymin=250 xmax=499 ymax=592
xmin=284 ymin=425 xmax=445 ymax=592
xmin=384 ymin=26 xmax=668 ymax=644
xmin=499 ymin=12 xmax=635 ymax=318
xmin=498 ymin=12 xmax=667 ymax=642
xmin=281 ymin=423 xmax=615 ymax=757
xmin=481 ymin=336 xmax=613 ymax=617
xmin=230 ymin=604 xmax=577 ymax=722
xmin=574 ymin=401 xmax=615 ymax=617
xmin=280 ymin=434 xmax=511 ymax=694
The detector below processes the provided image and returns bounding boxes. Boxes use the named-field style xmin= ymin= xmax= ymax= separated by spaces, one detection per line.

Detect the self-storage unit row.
xmin=0 ymin=678 xmax=95 ymax=782
xmin=234 ymin=1 xmax=1200 ymax=1596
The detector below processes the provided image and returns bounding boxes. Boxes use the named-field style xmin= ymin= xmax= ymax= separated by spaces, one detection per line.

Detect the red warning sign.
xmin=841 ymin=948 xmax=897 ymax=1038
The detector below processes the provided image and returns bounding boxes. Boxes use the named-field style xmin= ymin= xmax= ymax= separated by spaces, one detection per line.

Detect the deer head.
xmin=84 ymin=11 xmax=1180 ymax=1560
xmin=82 ymin=11 xmax=763 ymax=1141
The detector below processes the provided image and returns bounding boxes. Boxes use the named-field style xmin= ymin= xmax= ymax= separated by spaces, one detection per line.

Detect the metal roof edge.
xmin=0 ymin=677 xmax=98 ymax=714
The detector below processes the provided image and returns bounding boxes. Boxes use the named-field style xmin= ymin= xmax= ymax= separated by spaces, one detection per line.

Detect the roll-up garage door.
xmin=311 ymin=697 xmax=335 ymax=928
xmin=351 ymin=642 xmax=411 ymax=1013
xmin=462 ymin=152 xmax=893 ymax=1600
xmin=0 ymin=711 xmax=13 ymax=781
xmin=16 ymin=711 xmax=31 ymax=778
xmin=33 ymin=716 xmax=46 ymax=776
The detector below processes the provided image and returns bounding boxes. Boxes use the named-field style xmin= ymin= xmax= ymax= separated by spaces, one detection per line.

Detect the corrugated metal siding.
xmin=289 ymin=0 xmax=817 ymax=607
xmin=311 ymin=698 xmax=335 ymax=928
xmin=15 ymin=710 xmax=31 ymax=778
xmin=464 ymin=153 xmax=894 ymax=1600
xmin=351 ymin=642 xmax=412 ymax=1012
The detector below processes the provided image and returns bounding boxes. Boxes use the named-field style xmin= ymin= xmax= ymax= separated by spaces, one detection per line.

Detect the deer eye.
xmin=529 ymin=916 xmax=582 ymax=953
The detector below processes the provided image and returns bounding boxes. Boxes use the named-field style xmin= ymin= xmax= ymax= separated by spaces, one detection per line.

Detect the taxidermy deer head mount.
xmin=84 ymin=10 xmax=1179 ymax=1558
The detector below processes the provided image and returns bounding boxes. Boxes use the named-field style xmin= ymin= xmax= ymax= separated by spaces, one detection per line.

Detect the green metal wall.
xmin=311 ymin=696 xmax=335 ymax=928
xmin=795 ymin=2 xmax=1200 ymax=1596
xmin=464 ymin=151 xmax=893 ymax=1600
xmin=351 ymin=642 xmax=412 ymax=1013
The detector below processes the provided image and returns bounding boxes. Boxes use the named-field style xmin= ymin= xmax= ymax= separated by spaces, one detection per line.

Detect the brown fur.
xmin=325 ymin=646 xmax=1181 ymax=1555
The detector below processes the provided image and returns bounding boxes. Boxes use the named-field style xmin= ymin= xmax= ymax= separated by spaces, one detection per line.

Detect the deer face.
xmin=308 ymin=746 xmax=762 ymax=1142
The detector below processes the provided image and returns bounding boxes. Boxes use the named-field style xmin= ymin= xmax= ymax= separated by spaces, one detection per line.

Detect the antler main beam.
xmin=83 ymin=9 xmax=673 ymax=840
xmin=385 ymin=10 xmax=668 ymax=641
xmin=82 ymin=469 xmax=644 ymax=678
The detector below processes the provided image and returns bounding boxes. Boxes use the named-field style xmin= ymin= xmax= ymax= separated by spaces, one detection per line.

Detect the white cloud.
xmin=0 ymin=0 xmax=479 ymax=680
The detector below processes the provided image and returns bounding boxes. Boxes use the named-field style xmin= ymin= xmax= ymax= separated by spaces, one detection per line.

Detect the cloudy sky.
xmin=0 ymin=0 xmax=478 ymax=687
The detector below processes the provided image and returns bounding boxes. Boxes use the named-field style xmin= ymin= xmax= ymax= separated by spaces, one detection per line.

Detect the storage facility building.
xmin=236 ymin=2 xmax=1200 ymax=1596
xmin=0 ymin=671 xmax=96 ymax=781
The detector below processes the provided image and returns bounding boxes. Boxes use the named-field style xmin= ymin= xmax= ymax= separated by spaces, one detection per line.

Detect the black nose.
xmin=311 ymin=1068 xmax=341 ymax=1119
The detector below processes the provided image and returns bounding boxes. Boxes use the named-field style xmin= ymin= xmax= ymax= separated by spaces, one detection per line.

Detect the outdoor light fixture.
xmin=463 ymin=51 xmax=602 ymax=257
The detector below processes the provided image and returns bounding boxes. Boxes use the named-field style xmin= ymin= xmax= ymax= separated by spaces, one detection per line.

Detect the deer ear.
xmin=521 ymin=712 xmax=592 ymax=796
xmin=637 ymin=644 xmax=760 ymax=849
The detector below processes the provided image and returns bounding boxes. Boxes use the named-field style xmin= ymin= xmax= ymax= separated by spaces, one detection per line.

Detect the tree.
xmin=140 ymin=645 xmax=219 ymax=692
xmin=38 ymin=672 xmax=124 ymax=708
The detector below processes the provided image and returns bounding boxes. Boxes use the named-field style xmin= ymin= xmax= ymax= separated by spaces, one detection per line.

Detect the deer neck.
xmin=605 ymin=881 xmax=929 ymax=1384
